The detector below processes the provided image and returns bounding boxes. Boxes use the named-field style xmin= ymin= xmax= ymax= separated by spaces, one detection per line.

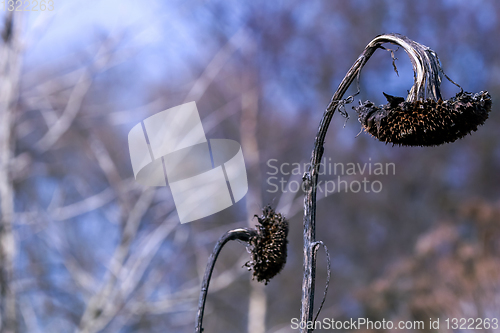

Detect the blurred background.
xmin=2 ymin=0 xmax=500 ymax=332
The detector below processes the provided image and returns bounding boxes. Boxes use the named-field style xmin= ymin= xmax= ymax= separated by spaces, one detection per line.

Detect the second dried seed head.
xmin=245 ymin=206 xmax=288 ymax=284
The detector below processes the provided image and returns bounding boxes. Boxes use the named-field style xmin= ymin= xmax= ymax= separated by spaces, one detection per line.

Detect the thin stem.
xmin=301 ymin=33 xmax=428 ymax=332
xmin=311 ymin=241 xmax=331 ymax=323
xmin=195 ymin=228 xmax=257 ymax=333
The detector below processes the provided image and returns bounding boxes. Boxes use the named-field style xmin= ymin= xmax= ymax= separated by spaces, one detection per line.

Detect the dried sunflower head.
xmin=245 ymin=206 xmax=288 ymax=284
xmin=355 ymin=91 xmax=491 ymax=146
xmin=353 ymin=34 xmax=492 ymax=146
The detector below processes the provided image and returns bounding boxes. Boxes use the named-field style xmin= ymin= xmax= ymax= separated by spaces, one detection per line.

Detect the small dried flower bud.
xmin=355 ymin=91 xmax=491 ymax=146
xmin=245 ymin=205 xmax=289 ymax=284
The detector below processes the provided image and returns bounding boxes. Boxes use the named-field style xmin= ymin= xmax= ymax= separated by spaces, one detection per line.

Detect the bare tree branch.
xmin=77 ymin=188 xmax=155 ymax=333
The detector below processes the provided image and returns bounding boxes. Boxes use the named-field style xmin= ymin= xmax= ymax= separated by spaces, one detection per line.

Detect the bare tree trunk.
xmin=0 ymin=12 xmax=22 ymax=333
xmin=241 ymin=78 xmax=266 ymax=333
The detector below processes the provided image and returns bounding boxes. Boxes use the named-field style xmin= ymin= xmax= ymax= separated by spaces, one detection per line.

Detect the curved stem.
xmin=195 ymin=228 xmax=257 ymax=333
xmin=300 ymin=33 xmax=430 ymax=332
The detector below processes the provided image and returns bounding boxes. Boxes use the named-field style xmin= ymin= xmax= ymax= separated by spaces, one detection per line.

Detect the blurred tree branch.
xmin=0 ymin=11 xmax=22 ymax=333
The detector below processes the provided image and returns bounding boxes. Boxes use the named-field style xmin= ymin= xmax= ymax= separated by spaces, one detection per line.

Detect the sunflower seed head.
xmin=352 ymin=34 xmax=492 ymax=145
xmin=244 ymin=205 xmax=289 ymax=284
xmin=354 ymin=91 xmax=491 ymax=146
